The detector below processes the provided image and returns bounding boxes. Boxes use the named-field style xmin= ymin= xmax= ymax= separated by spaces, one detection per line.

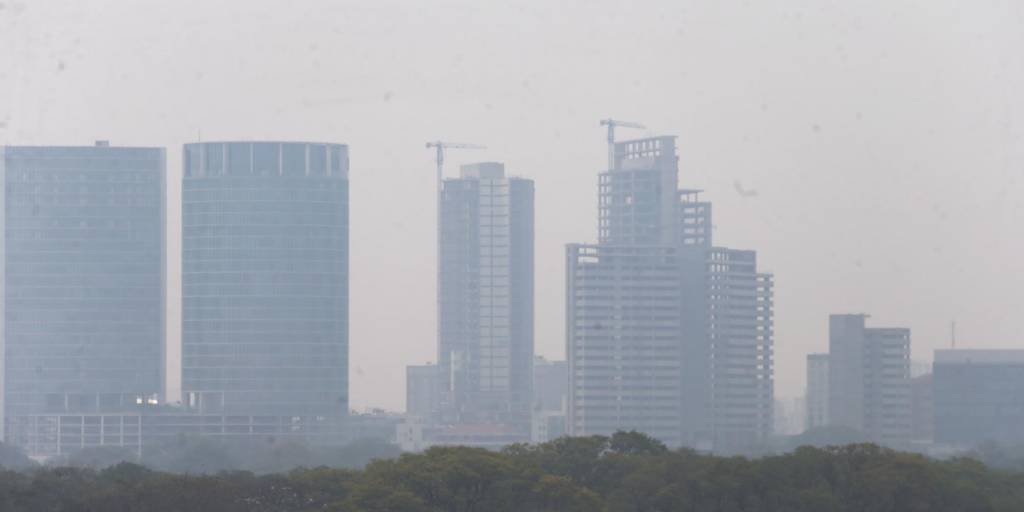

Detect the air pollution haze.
xmin=2 ymin=0 xmax=1022 ymax=419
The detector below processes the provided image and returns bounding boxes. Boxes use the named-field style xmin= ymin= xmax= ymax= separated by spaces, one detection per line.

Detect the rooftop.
xmin=935 ymin=349 xmax=1024 ymax=365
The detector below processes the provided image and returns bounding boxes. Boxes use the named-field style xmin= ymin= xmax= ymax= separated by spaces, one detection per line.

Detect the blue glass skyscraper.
xmin=181 ymin=142 xmax=348 ymax=423
xmin=1 ymin=142 xmax=166 ymax=457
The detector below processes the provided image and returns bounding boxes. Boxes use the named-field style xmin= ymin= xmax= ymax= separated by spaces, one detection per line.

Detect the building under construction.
xmin=436 ymin=162 xmax=535 ymax=438
xmin=567 ymin=128 xmax=774 ymax=452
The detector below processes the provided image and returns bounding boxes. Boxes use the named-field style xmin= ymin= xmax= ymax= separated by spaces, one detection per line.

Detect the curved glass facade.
xmin=182 ymin=142 xmax=348 ymax=418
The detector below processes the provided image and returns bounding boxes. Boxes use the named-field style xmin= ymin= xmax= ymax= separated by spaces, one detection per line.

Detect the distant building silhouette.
xmin=933 ymin=349 xmax=1024 ymax=447
xmin=828 ymin=314 xmax=911 ymax=446
xmin=911 ymin=372 xmax=933 ymax=444
xmin=806 ymin=353 xmax=830 ymax=430
xmin=406 ymin=363 xmax=439 ymax=420
xmin=531 ymin=356 xmax=568 ymax=443
xmin=181 ymin=141 xmax=349 ymax=440
xmin=532 ymin=356 xmax=567 ymax=413
xmin=0 ymin=143 xmax=166 ymax=458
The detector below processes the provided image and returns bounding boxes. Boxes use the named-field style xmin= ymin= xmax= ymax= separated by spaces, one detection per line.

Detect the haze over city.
xmin=2 ymin=0 xmax=1022 ymax=417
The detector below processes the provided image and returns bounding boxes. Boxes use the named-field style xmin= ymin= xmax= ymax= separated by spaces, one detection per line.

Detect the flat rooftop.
xmin=459 ymin=161 xmax=505 ymax=179
xmin=935 ymin=349 xmax=1024 ymax=365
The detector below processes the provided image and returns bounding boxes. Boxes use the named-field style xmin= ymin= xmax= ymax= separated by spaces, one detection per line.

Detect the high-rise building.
xmin=437 ymin=162 xmax=534 ymax=434
xmin=181 ymin=141 xmax=348 ymax=439
xmin=705 ymin=247 xmax=774 ymax=451
xmin=567 ymin=135 xmax=774 ymax=451
xmin=828 ymin=314 xmax=911 ymax=446
xmin=597 ymin=137 xmax=680 ymax=246
xmin=806 ymin=353 xmax=830 ymax=430
xmin=406 ymin=364 xmax=439 ymax=419
xmin=0 ymin=143 xmax=166 ymax=457
xmin=568 ymin=137 xmax=689 ymax=446
xmin=567 ymin=243 xmax=689 ymax=446
xmin=933 ymin=349 xmax=1024 ymax=447
xmin=533 ymin=356 xmax=567 ymax=413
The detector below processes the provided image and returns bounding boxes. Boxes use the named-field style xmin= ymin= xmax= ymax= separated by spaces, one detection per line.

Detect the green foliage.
xmin=0 ymin=433 xmax=1023 ymax=511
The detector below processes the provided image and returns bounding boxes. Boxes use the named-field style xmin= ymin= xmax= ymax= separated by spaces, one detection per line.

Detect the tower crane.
xmin=599 ymin=118 xmax=645 ymax=170
xmin=425 ymin=141 xmax=487 ymax=193
xmin=425 ymin=141 xmax=486 ymax=231
xmin=425 ymin=140 xmax=485 ymax=355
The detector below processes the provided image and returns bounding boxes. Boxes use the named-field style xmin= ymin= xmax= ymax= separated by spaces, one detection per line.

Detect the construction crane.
xmin=425 ymin=140 xmax=485 ymax=350
xmin=599 ymin=118 xmax=645 ymax=170
xmin=425 ymin=141 xmax=486 ymax=232
xmin=425 ymin=141 xmax=486 ymax=192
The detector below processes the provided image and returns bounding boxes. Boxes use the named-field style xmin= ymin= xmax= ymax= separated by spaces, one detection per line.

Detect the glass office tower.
xmin=181 ymin=142 xmax=348 ymax=422
xmin=0 ymin=143 xmax=165 ymax=457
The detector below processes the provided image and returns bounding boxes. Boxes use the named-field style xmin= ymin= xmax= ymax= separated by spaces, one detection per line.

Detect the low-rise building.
xmin=934 ymin=350 xmax=1024 ymax=447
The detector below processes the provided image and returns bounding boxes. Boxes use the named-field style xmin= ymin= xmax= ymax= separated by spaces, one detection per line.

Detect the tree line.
xmin=2 ymin=431 xmax=1024 ymax=511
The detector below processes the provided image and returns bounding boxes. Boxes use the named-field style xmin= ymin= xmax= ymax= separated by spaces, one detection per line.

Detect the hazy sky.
xmin=2 ymin=0 xmax=1022 ymax=412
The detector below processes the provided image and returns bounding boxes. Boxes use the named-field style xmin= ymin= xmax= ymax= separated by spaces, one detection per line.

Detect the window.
xmin=205 ymin=144 xmax=224 ymax=176
xmin=282 ymin=144 xmax=306 ymax=176
xmin=228 ymin=143 xmax=251 ymax=175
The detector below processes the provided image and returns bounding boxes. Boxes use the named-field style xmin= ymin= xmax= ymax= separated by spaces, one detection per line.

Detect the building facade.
xmin=181 ymin=141 xmax=348 ymax=440
xmin=567 ymin=135 xmax=774 ymax=451
xmin=533 ymin=356 xmax=567 ymax=413
xmin=406 ymin=363 xmax=439 ymax=420
xmin=531 ymin=356 xmax=570 ymax=442
xmin=806 ymin=353 xmax=830 ymax=430
xmin=933 ymin=350 xmax=1024 ymax=447
xmin=828 ymin=314 xmax=911 ymax=446
xmin=437 ymin=162 xmax=534 ymax=434
xmin=0 ymin=143 xmax=166 ymax=458
xmin=705 ymin=247 xmax=774 ymax=452
xmin=567 ymin=243 xmax=687 ymax=446
xmin=911 ymin=372 xmax=933 ymax=444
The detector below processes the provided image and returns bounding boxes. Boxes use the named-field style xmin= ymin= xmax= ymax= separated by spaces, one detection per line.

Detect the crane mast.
xmin=424 ymin=140 xmax=486 ymax=366
xmin=599 ymin=118 xmax=645 ymax=170
xmin=426 ymin=141 xmax=486 ymax=196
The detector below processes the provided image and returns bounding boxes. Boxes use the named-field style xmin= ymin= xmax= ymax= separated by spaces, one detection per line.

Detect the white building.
xmin=828 ymin=314 xmax=911 ymax=446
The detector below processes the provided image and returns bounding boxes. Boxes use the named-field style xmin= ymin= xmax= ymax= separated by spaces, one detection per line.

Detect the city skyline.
xmin=4 ymin=0 xmax=1023 ymax=413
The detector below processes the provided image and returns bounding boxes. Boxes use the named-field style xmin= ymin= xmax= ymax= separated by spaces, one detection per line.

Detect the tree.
xmin=530 ymin=475 xmax=604 ymax=512
xmin=0 ymin=432 xmax=1023 ymax=510
xmin=608 ymin=430 xmax=668 ymax=457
